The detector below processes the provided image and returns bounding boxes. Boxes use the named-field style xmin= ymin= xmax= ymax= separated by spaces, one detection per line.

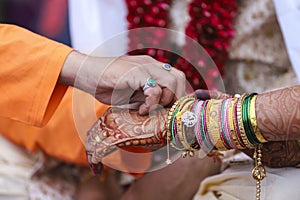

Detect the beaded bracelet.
xmin=171 ymin=107 xmax=184 ymax=150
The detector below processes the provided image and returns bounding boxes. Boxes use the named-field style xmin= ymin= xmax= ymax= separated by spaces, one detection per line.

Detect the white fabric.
xmin=0 ymin=135 xmax=75 ymax=200
xmin=68 ymin=0 xmax=128 ymax=54
xmin=273 ymin=0 xmax=300 ymax=82
xmin=0 ymin=135 xmax=37 ymax=200
xmin=194 ymin=164 xmax=300 ymax=200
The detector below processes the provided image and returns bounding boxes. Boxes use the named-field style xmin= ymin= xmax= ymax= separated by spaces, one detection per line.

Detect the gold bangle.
xmin=228 ymin=97 xmax=245 ymax=149
xmin=167 ymin=100 xmax=180 ymax=142
xmin=237 ymin=94 xmax=255 ymax=149
xmin=167 ymin=96 xmax=193 ymax=142
xmin=176 ymin=98 xmax=195 ymax=154
xmin=174 ymin=96 xmax=195 ymax=148
xmin=166 ymin=95 xmax=194 ymax=163
xmin=207 ymin=99 xmax=228 ymax=151
xmin=250 ymin=95 xmax=268 ymax=143
xmin=183 ymin=100 xmax=198 ymax=152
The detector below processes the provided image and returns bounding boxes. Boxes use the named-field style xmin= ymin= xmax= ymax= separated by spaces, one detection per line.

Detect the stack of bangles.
xmin=166 ymin=93 xmax=268 ymax=200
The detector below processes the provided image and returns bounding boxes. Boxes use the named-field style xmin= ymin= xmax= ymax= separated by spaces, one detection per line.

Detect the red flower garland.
xmin=126 ymin=0 xmax=173 ymax=63
xmin=126 ymin=0 xmax=237 ymax=90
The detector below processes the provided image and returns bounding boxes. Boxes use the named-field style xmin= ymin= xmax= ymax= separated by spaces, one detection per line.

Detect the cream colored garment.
xmin=194 ymin=164 xmax=300 ymax=200
xmin=0 ymin=135 xmax=75 ymax=200
xmin=224 ymin=0 xmax=298 ymax=94
xmin=0 ymin=135 xmax=34 ymax=200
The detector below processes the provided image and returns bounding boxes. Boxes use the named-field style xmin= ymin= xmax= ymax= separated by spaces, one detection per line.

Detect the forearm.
xmin=256 ymin=85 xmax=300 ymax=141
xmin=86 ymin=87 xmax=300 ymax=169
xmin=58 ymin=51 xmax=85 ymax=87
xmin=122 ymin=156 xmax=220 ymax=200
xmin=58 ymin=51 xmax=113 ymax=95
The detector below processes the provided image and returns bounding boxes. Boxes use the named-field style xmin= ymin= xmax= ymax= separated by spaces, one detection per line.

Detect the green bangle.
xmin=242 ymin=94 xmax=260 ymax=145
xmin=242 ymin=94 xmax=255 ymax=145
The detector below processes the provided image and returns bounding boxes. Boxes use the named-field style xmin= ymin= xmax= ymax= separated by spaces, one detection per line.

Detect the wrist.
xmin=58 ymin=50 xmax=87 ymax=87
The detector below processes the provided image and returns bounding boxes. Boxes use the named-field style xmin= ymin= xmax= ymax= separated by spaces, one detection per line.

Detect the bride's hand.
xmin=243 ymin=141 xmax=300 ymax=168
xmin=86 ymin=107 xmax=168 ymax=173
xmin=85 ymin=89 xmax=231 ymax=172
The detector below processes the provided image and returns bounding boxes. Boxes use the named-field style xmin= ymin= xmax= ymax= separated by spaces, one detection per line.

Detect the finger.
xmin=123 ymin=67 xmax=164 ymax=114
xmin=139 ymin=86 xmax=162 ymax=115
xmin=148 ymin=64 xmax=186 ymax=99
xmin=125 ymin=62 xmax=185 ymax=110
xmin=194 ymin=89 xmax=211 ymax=100
xmin=195 ymin=89 xmax=231 ymax=100
xmin=129 ymin=89 xmax=145 ymax=104
xmin=116 ymin=102 xmax=142 ymax=110
xmin=209 ymin=90 xmax=232 ymax=99
xmin=150 ymin=70 xmax=177 ymax=94
xmin=159 ymin=87 xmax=175 ymax=106
xmin=171 ymin=68 xmax=187 ymax=99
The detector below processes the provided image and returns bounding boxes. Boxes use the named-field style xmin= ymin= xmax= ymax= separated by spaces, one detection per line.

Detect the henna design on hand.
xmin=244 ymin=141 xmax=300 ymax=168
xmin=256 ymin=85 xmax=300 ymax=141
xmin=86 ymin=86 xmax=300 ymax=172
xmin=86 ymin=107 xmax=168 ymax=166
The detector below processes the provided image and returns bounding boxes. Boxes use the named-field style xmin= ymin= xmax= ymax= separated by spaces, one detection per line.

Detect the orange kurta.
xmin=0 ymin=24 xmax=70 ymax=126
xmin=0 ymin=88 xmax=108 ymax=166
xmin=0 ymin=24 xmax=108 ymax=165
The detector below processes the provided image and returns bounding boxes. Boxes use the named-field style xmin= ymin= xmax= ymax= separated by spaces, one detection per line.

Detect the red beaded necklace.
xmin=125 ymin=0 xmax=237 ymax=90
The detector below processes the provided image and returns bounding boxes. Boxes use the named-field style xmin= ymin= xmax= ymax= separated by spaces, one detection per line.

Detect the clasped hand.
xmin=59 ymin=51 xmax=186 ymax=115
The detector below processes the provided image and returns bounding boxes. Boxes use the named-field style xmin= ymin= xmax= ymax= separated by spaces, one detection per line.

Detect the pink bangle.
xmin=219 ymin=99 xmax=231 ymax=150
xmin=203 ymin=100 xmax=215 ymax=152
xmin=195 ymin=100 xmax=205 ymax=150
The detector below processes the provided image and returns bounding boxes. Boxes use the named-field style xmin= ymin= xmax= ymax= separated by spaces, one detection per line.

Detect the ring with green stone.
xmin=142 ymin=77 xmax=157 ymax=91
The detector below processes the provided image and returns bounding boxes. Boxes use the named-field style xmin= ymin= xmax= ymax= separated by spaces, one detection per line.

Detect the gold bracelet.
xmin=250 ymin=95 xmax=268 ymax=143
xmin=167 ymin=96 xmax=193 ymax=143
xmin=182 ymin=99 xmax=198 ymax=152
xmin=166 ymin=95 xmax=194 ymax=164
xmin=167 ymin=100 xmax=180 ymax=141
xmin=228 ymin=97 xmax=245 ymax=149
xmin=207 ymin=99 xmax=228 ymax=151
xmin=176 ymin=98 xmax=196 ymax=156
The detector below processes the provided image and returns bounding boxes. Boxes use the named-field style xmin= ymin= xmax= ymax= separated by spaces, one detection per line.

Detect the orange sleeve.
xmin=0 ymin=88 xmax=109 ymax=166
xmin=0 ymin=24 xmax=73 ymax=127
